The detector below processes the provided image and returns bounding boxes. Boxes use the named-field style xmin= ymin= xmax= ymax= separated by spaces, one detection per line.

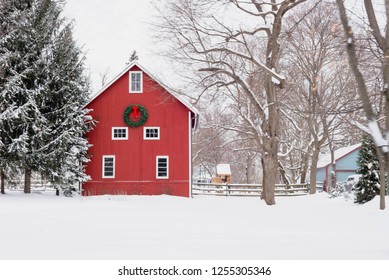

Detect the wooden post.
xmin=24 ymin=167 xmax=31 ymax=194
xmin=1 ymin=170 xmax=5 ymax=194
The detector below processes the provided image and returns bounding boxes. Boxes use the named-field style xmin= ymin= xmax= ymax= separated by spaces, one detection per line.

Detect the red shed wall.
xmin=83 ymin=65 xmax=192 ymax=197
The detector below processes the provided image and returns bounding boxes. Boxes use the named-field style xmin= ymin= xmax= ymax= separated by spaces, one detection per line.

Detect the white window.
xmin=129 ymin=71 xmax=143 ymax=93
xmin=112 ymin=127 xmax=128 ymax=140
xmin=156 ymin=156 xmax=169 ymax=179
xmin=103 ymin=156 xmax=115 ymax=178
xmin=144 ymin=127 xmax=160 ymax=140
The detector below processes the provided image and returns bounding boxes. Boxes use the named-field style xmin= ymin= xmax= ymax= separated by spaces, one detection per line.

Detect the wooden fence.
xmin=6 ymin=180 xmax=53 ymax=191
xmin=192 ymin=182 xmax=312 ymax=197
xmin=5 ymin=180 xmax=314 ymax=197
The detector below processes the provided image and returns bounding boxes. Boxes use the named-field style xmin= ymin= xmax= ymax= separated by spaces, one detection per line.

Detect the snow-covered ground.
xmin=0 ymin=191 xmax=388 ymax=260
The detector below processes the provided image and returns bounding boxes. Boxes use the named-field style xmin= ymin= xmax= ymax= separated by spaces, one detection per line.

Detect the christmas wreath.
xmin=123 ymin=104 xmax=148 ymax=127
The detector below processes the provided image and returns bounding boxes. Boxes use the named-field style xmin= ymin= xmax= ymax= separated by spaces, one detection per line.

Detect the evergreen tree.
xmin=0 ymin=0 xmax=15 ymax=193
xmin=0 ymin=0 xmax=37 ymax=193
xmin=38 ymin=23 xmax=93 ymax=195
xmin=354 ymin=135 xmax=381 ymax=203
xmin=127 ymin=50 xmax=138 ymax=65
xmin=0 ymin=0 xmax=92 ymax=195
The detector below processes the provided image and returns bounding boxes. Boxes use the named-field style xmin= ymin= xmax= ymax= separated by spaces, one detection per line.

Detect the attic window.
xmin=129 ymin=71 xmax=143 ymax=93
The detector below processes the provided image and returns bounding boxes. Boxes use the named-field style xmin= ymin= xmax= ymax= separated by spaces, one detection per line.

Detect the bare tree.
xmin=98 ymin=67 xmax=111 ymax=87
xmin=192 ymin=110 xmax=229 ymax=179
xmin=193 ymin=105 xmax=261 ymax=184
xmin=280 ymin=1 xmax=361 ymax=193
xmin=154 ymin=0 xmax=307 ymax=205
xmin=336 ymin=0 xmax=388 ymax=209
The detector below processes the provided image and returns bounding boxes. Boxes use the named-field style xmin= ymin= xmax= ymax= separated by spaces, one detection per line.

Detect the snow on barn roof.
xmin=317 ymin=143 xmax=361 ymax=168
xmin=216 ymin=164 xmax=231 ymax=175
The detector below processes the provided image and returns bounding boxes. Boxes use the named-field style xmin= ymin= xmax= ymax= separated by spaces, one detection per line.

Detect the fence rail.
xmin=6 ymin=180 xmax=53 ymax=191
xmin=192 ymin=182 xmax=311 ymax=197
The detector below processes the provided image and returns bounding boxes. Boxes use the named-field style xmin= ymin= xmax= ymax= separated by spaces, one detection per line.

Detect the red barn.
xmin=82 ymin=61 xmax=199 ymax=197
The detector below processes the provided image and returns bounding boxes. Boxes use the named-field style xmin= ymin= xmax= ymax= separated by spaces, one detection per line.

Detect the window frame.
xmin=129 ymin=71 xmax=143 ymax=93
xmin=112 ymin=127 xmax=128 ymax=140
xmin=156 ymin=156 xmax=169 ymax=179
xmin=144 ymin=127 xmax=160 ymax=140
xmin=102 ymin=155 xmax=115 ymax=179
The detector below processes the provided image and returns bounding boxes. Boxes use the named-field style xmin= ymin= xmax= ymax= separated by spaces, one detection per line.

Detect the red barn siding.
xmin=82 ymin=64 xmax=196 ymax=197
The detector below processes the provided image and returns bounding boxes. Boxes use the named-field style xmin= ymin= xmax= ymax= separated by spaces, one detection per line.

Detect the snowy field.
xmin=0 ymin=191 xmax=388 ymax=260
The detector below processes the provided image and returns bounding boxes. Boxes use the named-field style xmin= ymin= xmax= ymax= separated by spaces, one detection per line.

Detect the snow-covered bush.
xmin=62 ymin=186 xmax=77 ymax=197
xmin=329 ymin=182 xmax=347 ymax=199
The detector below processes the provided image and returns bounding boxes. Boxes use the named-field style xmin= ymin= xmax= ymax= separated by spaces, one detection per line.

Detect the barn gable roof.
xmin=86 ymin=61 xmax=199 ymax=127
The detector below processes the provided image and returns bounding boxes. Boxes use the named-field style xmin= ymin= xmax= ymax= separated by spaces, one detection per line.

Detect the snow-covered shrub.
xmin=63 ymin=186 xmax=77 ymax=197
xmin=329 ymin=182 xmax=346 ymax=198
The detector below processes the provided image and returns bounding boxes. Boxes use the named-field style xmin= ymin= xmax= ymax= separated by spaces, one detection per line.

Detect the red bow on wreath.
xmin=132 ymin=105 xmax=139 ymax=118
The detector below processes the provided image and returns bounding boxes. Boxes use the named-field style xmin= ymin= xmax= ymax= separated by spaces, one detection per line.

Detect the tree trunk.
xmin=24 ymin=167 xmax=31 ymax=194
xmin=380 ymin=20 xmax=389 ymax=210
xmin=261 ymin=136 xmax=278 ymax=205
xmin=336 ymin=0 xmax=376 ymax=122
xmin=309 ymin=149 xmax=320 ymax=194
xmin=278 ymin=161 xmax=290 ymax=185
xmin=1 ymin=170 xmax=5 ymax=194
xmin=330 ymin=147 xmax=337 ymax=190
xmin=260 ymin=116 xmax=280 ymax=206
xmin=246 ymin=154 xmax=254 ymax=184
xmin=300 ymin=152 xmax=309 ymax=183
xmin=377 ymin=151 xmax=386 ymax=210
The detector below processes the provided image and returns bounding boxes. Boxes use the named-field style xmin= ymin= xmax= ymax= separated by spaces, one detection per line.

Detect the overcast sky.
xmin=63 ymin=0 xmax=163 ymax=93
xmin=62 ymin=0 xmax=387 ymax=95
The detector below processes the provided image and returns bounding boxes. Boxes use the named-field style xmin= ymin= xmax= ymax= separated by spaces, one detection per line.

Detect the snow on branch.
xmin=368 ymin=120 xmax=389 ymax=153
xmin=278 ymin=140 xmax=296 ymax=158
xmin=197 ymin=47 xmax=285 ymax=87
